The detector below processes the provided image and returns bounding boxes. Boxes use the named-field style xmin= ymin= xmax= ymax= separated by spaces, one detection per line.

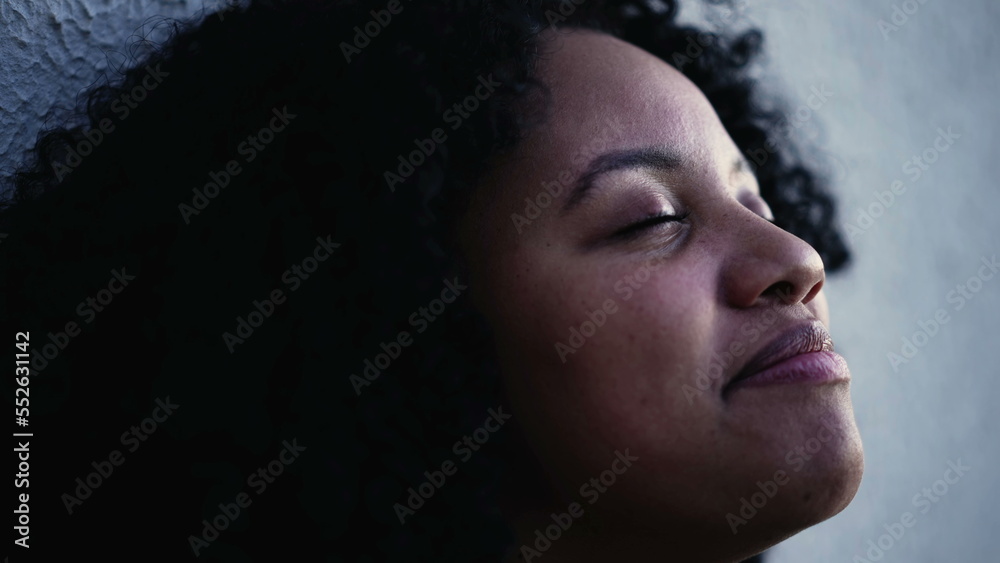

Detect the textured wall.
xmin=0 ymin=0 xmax=212 ymax=179
xmin=2 ymin=0 xmax=997 ymax=561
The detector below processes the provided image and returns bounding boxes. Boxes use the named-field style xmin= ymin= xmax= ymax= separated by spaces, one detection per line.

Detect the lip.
xmin=724 ymin=322 xmax=850 ymax=396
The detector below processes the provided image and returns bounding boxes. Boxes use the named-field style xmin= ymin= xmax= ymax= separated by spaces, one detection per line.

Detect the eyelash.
xmin=613 ymin=211 xmax=691 ymax=240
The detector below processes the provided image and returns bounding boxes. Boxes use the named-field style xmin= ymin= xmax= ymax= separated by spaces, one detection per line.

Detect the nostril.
xmin=764 ymin=281 xmax=796 ymax=304
xmin=802 ymin=277 xmax=825 ymax=305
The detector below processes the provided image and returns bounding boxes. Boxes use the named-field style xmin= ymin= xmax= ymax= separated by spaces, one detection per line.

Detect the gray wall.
xmin=682 ymin=1 xmax=1000 ymax=561
xmin=2 ymin=1 xmax=997 ymax=561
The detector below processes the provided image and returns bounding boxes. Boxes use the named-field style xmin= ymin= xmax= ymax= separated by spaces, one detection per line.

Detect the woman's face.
xmin=460 ymin=29 xmax=863 ymax=556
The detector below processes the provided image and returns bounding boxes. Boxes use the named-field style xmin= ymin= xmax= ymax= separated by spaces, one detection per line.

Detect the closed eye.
xmin=612 ymin=211 xmax=690 ymax=240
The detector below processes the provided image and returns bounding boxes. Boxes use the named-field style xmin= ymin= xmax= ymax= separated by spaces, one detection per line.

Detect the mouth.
xmin=723 ymin=321 xmax=850 ymax=397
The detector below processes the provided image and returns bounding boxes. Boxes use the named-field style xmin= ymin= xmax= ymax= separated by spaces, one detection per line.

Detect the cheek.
xmin=571 ymin=267 xmax=722 ymax=454
xmin=490 ymin=254 xmax=720 ymax=489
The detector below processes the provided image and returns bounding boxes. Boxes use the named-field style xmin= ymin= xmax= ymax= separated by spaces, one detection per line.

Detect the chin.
xmin=705 ymin=403 xmax=865 ymax=559
xmin=725 ymin=415 xmax=865 ymax=558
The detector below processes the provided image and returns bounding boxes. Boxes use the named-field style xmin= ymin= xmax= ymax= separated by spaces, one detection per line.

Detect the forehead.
xmin=513 ymin=28 xmax=740 ymax=180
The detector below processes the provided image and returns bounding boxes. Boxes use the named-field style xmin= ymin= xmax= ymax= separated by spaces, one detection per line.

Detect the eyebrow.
xmin=560 ymin=147 xmax=752 ymax=215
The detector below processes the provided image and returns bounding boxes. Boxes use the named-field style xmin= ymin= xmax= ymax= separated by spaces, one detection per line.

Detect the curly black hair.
xmin=1 ymin=0 xmax=848 ymax=560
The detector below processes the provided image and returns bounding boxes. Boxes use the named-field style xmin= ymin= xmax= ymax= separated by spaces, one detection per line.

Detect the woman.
xmin=3 ymin=0 xmax=862 ymax=560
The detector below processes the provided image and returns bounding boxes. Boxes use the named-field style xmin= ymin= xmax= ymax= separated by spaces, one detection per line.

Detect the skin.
xmin=458 ymin=28 xmax=863 ymax=562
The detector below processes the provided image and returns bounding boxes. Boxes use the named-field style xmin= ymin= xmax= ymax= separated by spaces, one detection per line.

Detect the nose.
xmin=720 ymin=207 xmax=826 ymax=309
